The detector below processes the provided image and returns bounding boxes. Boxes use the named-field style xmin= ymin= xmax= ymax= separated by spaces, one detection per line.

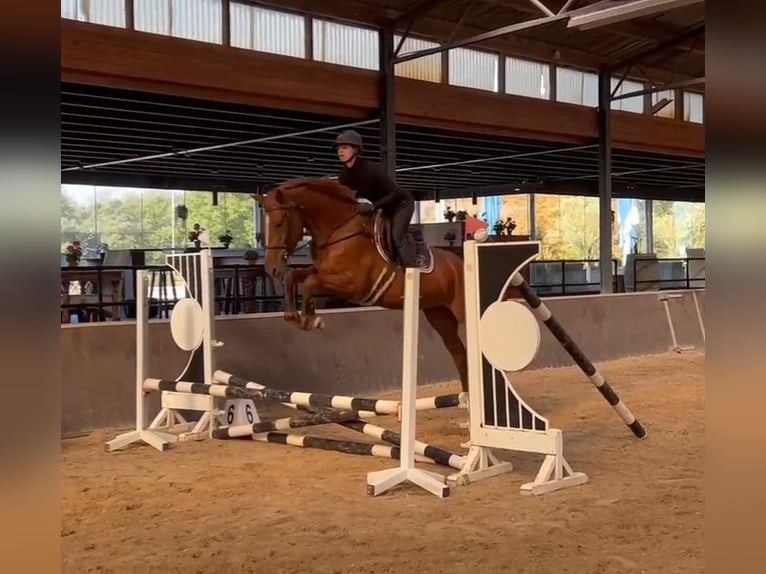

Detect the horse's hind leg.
xmin=423 ymin=306 xmax=468 ymax=393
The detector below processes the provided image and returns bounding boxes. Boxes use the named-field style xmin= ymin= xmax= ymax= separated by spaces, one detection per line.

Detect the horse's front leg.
xmin=298 ymin=272 xmax=325 ymax=331
xmin=283 ymin=266 xmax=316 ymax=324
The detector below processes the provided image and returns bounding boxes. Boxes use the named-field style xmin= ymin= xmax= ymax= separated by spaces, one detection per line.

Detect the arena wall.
xmin=61 ymin=290 xmax=705 ymax=434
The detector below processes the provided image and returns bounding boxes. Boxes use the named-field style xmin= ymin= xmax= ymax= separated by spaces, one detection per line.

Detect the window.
xmin=684 ymin=91 xmax=704 ymax=123
xmin=61 ymin=0 xmax=126 ymax=28
xmin=134 ymin=0 xmax=223 ymax=44
xmin=651 ymin=89 xmax=675 ymax=119
xmin=505 ymin=56 xmax=549 ymax=99
xmin=449 ymin=48 xmax=498 ymax=92
xmin=230 ymin=4 xmax=305 ymax=58
xmin=394 ymin=35 xmax=442 ymax=83
xmin=556 ymin=67 xmax=598 ymax=107
xmin=611 ymin=77 xmax=644 ymax=113
xmin=312 ymin=19 xmax=378 ymax=70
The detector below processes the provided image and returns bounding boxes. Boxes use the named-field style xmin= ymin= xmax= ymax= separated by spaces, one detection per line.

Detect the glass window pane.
xmin=230 ymin=3 xmax=305 ymax=58
xmin=312 ymin=19 xmax=378 ymax=70
xmin=394 ymin=35 xmax=441 ymax=83
xmin=611 ymin=78 xmax=644 ymax=113
xmin=505 ymin=57 xmax=549 ymax=99
xmin=449 ymin=47 xmax=498 ymax=92
xmin=94 ymin=186 xmax=143 ymax=250
xmin=683 ymin=91 xmax=704 ymax=123
xmin=61 ymin=185 xmax=98 ymax=254
xmin=652 ymin=89 xmax=675 ymax=118
xmin=135 ymin=0 xmax=222 ymax=44
xmin=652 ymin=200 xmax=705 ymax=257
xmin=556 ymin=67 xmax=598 ymax=107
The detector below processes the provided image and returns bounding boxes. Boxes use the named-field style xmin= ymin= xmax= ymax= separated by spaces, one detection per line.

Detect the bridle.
xmin=262 ymin=198 xmax=368 ymax=261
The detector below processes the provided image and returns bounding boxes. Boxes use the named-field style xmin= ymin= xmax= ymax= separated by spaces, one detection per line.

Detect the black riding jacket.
xmin=338 ymin=157 xmax=413 ymax=213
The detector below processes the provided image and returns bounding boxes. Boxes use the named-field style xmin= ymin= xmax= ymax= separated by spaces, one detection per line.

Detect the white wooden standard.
xmin=447 ymin=240 xmax=588 ymax=495
xmin=366 ymin=268 xmax=450 ymax=498
xmin=105 ymin=250 xmax=252 ymax=453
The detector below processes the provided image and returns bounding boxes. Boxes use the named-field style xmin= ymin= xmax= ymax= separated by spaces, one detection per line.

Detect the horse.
xmin=251 ymin=177 xmax=469 ymax=393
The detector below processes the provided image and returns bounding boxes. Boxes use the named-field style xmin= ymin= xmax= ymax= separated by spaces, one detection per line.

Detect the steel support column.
xmin=598 ymin=69 xmax=614 ymax=293
xmin=645 ymin=199 xmax=654 ymax=252
xmin=379 ymin=28 xmax=397 ymax=177
xmin=529 ymin=193 xmax=537 ymax=239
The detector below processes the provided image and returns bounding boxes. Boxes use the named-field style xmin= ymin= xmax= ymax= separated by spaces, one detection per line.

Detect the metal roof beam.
xmin=392 ymin=0 xmax=452 ymax=28
xmin=607 ymin=21 xmax=705 ymax=71
xmin=394 ymin=11 xmax=569 ymax=63
xmin=61 ymin=119 xmax=379 ymax=173
xmin=611 ymin=76 xmax=704 ymax=101
xmin=567 ymin=0 xmax=704 ymax=31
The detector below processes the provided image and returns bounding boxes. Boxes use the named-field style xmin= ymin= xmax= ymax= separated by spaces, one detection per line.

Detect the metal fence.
xmin=62 ymin=255 xmax=705 ymax=324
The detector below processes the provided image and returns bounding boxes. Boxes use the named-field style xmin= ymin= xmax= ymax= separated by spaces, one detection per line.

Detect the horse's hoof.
xmin=312 ymin=316 xmax=324 ymax=330
xmin=284 ymin=312 xmax=297 ymax=322
xmin=299 ymin=316 xmax=312 ymax=330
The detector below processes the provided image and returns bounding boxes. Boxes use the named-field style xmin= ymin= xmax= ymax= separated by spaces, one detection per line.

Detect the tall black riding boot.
xmin=396 ymin=237 xmax=417 ymax=268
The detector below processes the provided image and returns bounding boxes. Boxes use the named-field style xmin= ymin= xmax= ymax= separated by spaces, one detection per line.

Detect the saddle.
xmin=372 ymin=212 xmax=434 ymax=273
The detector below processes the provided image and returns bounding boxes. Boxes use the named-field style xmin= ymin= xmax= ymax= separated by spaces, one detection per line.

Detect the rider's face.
xmin=337 ymin=144 xmax=356 ymax=163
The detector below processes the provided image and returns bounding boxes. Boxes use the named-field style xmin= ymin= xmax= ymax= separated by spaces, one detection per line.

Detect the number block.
xmin=221 ymin=399 xmax=260 ymax=427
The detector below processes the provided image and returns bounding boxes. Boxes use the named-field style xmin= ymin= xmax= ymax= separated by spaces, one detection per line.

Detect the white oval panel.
xmin=479 ymin=300 xmax=541 ymax=372
xmin=170 ymin=298 xmax=205 ymax=351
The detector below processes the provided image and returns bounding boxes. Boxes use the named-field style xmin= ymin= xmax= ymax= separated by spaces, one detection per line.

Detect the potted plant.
xmin=492 ymin=220 xmax=505 ymax=236
xmin=187 ymin=223 xmax=204 ymax=249
xmin=218 ymin=229 xmax=233 ymax=249
xmin=243 ymin=244 xmax=259 ymax=265
xmin=65 ymin=240 xmax=82 ymax=266
xmin=503 ymin=217 xmax=517 ymax=235
xmin=456 ymin=210 xmax=468 ymax=222
xmin=443 ymin=206 xmax=457 ymax=222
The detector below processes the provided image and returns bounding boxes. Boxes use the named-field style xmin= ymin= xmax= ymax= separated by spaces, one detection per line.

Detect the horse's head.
xmin=251 ymin=183 xmax=307 ymax=279
xmin=252 ymin=177 xmax=359 ymax=278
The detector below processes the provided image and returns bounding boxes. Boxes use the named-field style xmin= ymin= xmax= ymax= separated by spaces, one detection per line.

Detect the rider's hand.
xmin=355 ymin=200 xmax=374 ymax=215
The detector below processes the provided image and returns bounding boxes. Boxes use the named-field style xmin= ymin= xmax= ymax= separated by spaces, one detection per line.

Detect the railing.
xmin=61 ymin=256 xmax=705 ymax=323
xmin=630 ymin=256 xmax=705 ymax=292
xmin=61 ymin=261 xmax=315 ymax=323
xmin=529 ymin=259 xmax=620 ymax=296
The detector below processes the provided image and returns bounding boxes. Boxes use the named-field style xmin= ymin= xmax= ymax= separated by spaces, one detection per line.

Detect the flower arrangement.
xmin=188 ymin=223 xmax=205 ymax=248
xmin=492 ymin=217 xmax=517 ymax=236
xmin=218 ymin=229 xmax=233 ymax=248
xmin=65 ymin=240 xmax=82 ymax=266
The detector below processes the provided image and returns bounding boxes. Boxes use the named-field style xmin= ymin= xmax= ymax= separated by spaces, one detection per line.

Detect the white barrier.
xmin=105 ymin=250 xmax=251 ymax=452
xmin=366 ymin=268 xmax=450 ymax=498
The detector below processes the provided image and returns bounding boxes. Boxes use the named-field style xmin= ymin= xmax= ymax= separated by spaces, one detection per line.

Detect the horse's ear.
xmin=274 ymin=188 xmax=286 ymax=204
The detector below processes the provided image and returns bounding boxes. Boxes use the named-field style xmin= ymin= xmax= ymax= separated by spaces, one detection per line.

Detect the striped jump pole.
xmin=281 ymin=402 xmax=379 ymax=420
xmin=215 ymin=370 xmax=465 ymax=415
xmin=251 ymin=432 xmax=439 ymax=465
xmin=415 ymin=393 xmax=467 ymax=411
xmin=146 ymin=378 xmax=400 ymax=416
xmin=507 ymin=274 xmax=647 ymax=439
xmin=212 ymin=409 xmax=361 ymax=439
xmin=212 ymin=371 xmax=399 ymax=416
xmin=341 ymin=420 xmax=466 ymax=471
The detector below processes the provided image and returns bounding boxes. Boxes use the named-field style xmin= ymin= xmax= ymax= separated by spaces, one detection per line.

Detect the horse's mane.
xmin=278 ymin=177 xmax=357 ymax=205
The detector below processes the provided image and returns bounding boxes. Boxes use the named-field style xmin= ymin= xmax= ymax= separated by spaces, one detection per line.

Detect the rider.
xmin=334 ymin=129 xmax=418 ymax=267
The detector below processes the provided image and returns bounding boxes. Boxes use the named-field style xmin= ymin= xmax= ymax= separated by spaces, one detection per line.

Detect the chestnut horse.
xmin=251 ymin=177 xmax=469 ymax=392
